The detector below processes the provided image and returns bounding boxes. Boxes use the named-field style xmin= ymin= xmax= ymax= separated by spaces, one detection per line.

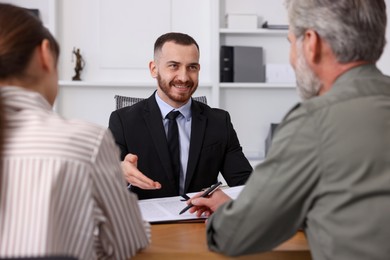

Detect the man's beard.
xmin=156 ymin=73 xmax=197 ymax=103
xmin=295 ymin=40 xmax=323 ymax=100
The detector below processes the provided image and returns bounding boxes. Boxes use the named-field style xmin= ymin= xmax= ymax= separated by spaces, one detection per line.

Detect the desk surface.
xmin=133 ymin=222 xmax=312 ymax=260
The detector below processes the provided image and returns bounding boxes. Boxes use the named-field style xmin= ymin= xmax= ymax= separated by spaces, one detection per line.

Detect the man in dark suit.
xmin=109 ymin=32 xmax=252 ymax=199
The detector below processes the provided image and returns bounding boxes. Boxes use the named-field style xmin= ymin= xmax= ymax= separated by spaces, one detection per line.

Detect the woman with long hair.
xmin=0 ymin=3 xmax=149 ymax=259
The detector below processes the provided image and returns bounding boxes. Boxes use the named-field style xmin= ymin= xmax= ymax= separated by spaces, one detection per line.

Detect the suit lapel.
xmin=185 ymin=101 xmax=207 ymax=192
xmin=143 ymin=95 xmax=177 ymax=191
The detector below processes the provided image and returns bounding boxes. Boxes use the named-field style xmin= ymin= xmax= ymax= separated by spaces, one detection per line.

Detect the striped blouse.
xmin=0 ymin=86 xmax=150 ymax=259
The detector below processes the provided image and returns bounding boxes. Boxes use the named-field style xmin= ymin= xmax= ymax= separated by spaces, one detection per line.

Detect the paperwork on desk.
xmin=138 ymin=185 xmax=244 ymax=223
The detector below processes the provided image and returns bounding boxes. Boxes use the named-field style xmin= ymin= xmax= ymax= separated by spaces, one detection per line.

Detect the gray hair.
xmin=285 ymin=0 xmax=387 ymax=63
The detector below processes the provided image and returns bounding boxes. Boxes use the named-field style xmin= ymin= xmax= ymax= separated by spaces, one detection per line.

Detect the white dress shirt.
xmin=0 ymin=86 xmax=150 ymax=259
xmin=155 ymin=93 xmax=192 ymax=194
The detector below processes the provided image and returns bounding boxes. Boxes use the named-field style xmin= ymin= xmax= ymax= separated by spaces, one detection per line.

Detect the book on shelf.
xmin=220 ymin=45 xmax=265 ymax=83
xmin=261 ymin=21 xmax=289 ymax=30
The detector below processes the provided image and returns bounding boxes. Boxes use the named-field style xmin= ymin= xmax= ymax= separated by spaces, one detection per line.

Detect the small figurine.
xmin=72 ymin=47 xmax=85 ymax=81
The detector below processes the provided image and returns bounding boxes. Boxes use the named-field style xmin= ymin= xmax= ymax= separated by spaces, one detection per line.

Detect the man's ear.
xmin=39 ymin=39 xmax=55 ymax=72
xmin=303 ymin=29 xmax=321 ymax=64
xmin=149 ymin=60 xmax=158 ymax=78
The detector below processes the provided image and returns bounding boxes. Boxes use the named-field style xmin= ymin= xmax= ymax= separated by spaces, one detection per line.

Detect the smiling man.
xmin=109 ymin=32 xmax=252 ymax=199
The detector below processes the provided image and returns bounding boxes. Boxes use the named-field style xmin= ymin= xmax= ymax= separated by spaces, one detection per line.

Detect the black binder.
xmin=220 ymin=45 xmax=265 ymax=83
xmin=220 ymin=46 xmax=234 ymax=82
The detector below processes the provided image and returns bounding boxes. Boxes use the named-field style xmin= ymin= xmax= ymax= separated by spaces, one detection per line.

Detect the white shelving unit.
xmin=211 ymin=0 xmax=299 ymax=161
xmin=220 ymin=83 xmax=295 ymax=89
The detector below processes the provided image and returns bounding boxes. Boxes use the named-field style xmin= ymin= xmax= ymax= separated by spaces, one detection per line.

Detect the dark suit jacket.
xmin=109 ymin=93 xmax=252 ymax=199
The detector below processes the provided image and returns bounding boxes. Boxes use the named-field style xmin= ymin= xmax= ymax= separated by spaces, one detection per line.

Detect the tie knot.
xmin=166 ymin=110 xmax=181 ymax=120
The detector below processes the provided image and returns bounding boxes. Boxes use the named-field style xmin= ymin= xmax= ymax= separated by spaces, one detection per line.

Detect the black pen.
xmin=179 ymin=181 xmax=223 ymax=215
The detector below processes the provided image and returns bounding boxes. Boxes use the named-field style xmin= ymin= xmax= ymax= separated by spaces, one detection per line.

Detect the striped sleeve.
xmin=90 ymin=129 xmax=150 ymax=259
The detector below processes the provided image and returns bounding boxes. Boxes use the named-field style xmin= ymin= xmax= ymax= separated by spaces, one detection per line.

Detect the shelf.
xmin=219 ymin=28 xmax=288 ymax=36
xmin=59 ymin=81 xmax=155 ymax=88
xmin=59 ymin=80 xmax=213 ymax=88
xmin=219 ymin=82 xmax=295 ymax=89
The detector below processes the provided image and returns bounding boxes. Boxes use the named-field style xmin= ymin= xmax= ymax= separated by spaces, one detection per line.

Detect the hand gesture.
xmin=122 ymin=153 xmax=161 ymax=190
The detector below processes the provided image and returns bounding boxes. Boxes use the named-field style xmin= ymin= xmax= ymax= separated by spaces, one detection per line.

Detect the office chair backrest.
xmin=114 ymin=95 xmax=207 ymax=110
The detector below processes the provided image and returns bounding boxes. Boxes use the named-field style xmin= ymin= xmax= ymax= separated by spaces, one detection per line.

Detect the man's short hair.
xmin=154 ymin=32 xmax=199 ymax=59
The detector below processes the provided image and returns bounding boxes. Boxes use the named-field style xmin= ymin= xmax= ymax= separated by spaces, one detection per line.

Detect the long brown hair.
xmin=0 ymin=3 xmax=60 ymax=193
xmin=0 ymin=94 xmax=3 ymax=168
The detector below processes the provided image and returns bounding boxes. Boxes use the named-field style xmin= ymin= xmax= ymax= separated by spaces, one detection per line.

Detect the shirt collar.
xmin=0 ymin=86 xmax=52 ymax=112
xmin=155 ymin=92 xmax=192 ymax=120
xmin=332 ymin=63 xmax=380 ymax=91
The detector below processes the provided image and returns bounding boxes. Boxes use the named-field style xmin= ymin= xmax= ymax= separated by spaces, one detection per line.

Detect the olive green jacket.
xmin=207 ymin=64 xmax=390 ymax=260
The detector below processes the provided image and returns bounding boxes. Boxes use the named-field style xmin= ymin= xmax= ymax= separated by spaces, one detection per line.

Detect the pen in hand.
xmin=179 ymin=181 xmax=223 ymax=215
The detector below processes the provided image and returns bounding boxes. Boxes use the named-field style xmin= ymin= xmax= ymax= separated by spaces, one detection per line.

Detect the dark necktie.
xmin=166 ymin=110 xmax=181 ymax=193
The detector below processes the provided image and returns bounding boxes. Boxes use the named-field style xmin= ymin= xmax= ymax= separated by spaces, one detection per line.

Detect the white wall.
xmin=52 ymin=0 xmax=214 ymax=136
xmin=378 ymin=0 xmax=390 ymax=75
xmin=57 ymin=0 xmax=212 ymax=83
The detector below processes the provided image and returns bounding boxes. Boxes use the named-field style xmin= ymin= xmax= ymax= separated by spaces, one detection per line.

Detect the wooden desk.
xmin=133 ymin=222 xmax=312 ymax=260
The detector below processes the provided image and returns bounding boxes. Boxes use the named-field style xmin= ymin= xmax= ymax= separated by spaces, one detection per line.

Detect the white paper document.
xmin=138 ymin=185 xmax=244 ymax=223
